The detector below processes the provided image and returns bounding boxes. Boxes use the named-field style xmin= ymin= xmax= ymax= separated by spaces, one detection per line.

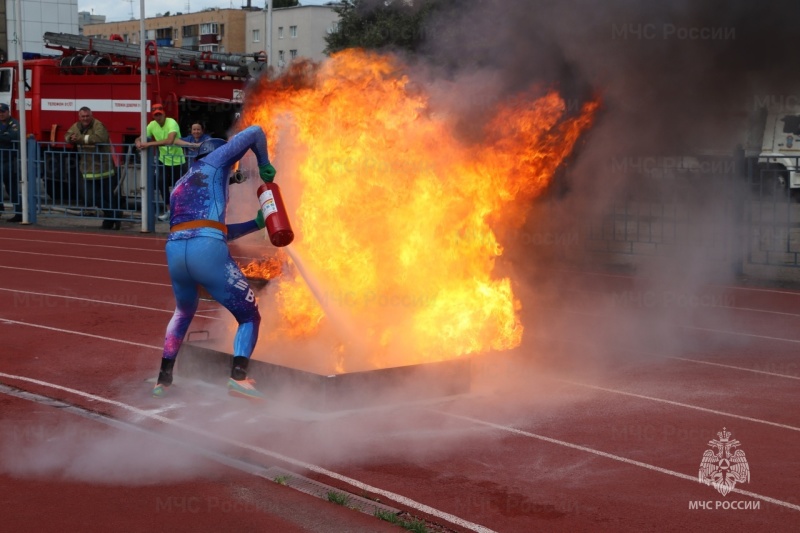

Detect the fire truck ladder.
xmin=43 ymin=32 xmax=260 ymax=78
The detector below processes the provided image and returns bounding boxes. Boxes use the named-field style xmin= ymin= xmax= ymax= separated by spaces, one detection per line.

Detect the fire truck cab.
xmin=754 ymin=110 xmax=800 ymax=191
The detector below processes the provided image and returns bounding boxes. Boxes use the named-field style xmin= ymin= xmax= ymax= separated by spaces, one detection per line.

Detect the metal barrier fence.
xmin=4 ymin=141 xmax=800 ymax=278
xmin=583 ymin=152 xmax=800 ymax=276
xmin=1 ymin=139 xmax=200 ymax=230
xmin=584 ymin=155 xmax=743 ymax=272
xmin=743 ymin=155 xmax=800 ymax=270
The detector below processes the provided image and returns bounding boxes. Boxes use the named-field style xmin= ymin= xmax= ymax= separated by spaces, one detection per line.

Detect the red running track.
xmin=1 ymin=225 xmax=799 ymax=532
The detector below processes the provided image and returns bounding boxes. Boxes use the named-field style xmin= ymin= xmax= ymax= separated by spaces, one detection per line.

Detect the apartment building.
xmin=81 ymin=4 xmax=339 ymax=65
xmin=78 ymin=11 xmax=106 ymax=35
xmin=246 ymin=5 xmax=340 ymax=67
xmin=83 ymin=8 xmax=248 ymax=54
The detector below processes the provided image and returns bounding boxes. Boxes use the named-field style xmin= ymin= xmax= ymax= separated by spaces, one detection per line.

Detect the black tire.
xmin=757 ymin=163 xmax=789 ymax=201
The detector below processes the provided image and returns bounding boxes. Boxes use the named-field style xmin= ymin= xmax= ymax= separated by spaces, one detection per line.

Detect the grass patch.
xmin=327 ymin=490 xmax=352 ymax=507
xmin=375 ymin=510 xmax=402 ymax=525
xmin=375 ymin=510 xmax=428 ymax=532
xmin=273 ymin=475 xmax=291 ymax=486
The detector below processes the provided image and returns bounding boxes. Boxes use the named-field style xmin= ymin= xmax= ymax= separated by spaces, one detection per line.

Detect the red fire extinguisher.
xmin=257 ymin=182 xmax=294 ymax=247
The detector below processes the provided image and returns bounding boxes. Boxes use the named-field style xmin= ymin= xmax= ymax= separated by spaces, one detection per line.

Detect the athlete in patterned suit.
xmin=153 ymin=125 xmax=277 ymax=399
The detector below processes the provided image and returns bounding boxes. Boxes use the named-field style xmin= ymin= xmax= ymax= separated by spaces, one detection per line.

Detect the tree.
xmin=324 ymin=0 xmax=446 ymax=55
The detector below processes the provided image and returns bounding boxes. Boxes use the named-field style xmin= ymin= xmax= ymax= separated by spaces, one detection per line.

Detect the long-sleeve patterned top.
xmin=168 ymin=125 xmax=271 ymax=242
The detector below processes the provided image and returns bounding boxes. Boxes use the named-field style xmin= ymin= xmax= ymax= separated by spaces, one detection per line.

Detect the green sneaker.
xmin=227 ymin=378 xmax=265 ymax=400
xmin=152 ymin=383 xmax=169 ymax=398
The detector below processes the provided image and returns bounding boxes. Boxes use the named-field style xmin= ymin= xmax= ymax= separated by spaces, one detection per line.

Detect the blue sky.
xmin=79 ymin=0 xmax=331 ymax=24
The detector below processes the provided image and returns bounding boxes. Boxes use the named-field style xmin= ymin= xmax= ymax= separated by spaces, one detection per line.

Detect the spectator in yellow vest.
xmin=135 ymin=103 xmax=200 ymax=221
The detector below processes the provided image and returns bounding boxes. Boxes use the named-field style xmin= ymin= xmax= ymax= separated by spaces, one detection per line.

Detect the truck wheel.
xmin=759 ymin=163 xmax=789 ymax=200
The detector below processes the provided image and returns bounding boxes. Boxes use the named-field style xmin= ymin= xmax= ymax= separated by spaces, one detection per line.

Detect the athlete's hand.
xmin=255 ymin=209 xmax=266 ymax=229
xmin=259 ymin=163 xmax=276 ymax=183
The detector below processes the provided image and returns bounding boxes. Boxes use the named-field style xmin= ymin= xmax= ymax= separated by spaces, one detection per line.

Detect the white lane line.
xmin=0 ymin=236 xmax=165 ymax=253
xmin=433 ymin=410 xmax=800 ymax=513
xmin=555 ymin=378 xmax=800 ymax=432
xmin=561 ymin=286 xmax=800 ymax=319
xmin=693 ymin=305 xmax=800 ymax=319
xmin=0 ymin=230 xmax=268 ymax=263
xmin=0 ymin=372 xmax=496 ymax=533
xmin=0 ymin=226 xmax=168 ymax=243
xmin=529 ymin=332 xmax=800 ymax=382
xmin=0 ymin=249 xmax=165 ymax=267
xmin=669 ymin=357 xmax=800 ymax=381
xmin=0 ymin=244 xmax=272 ymax=271
xmin=0 ymin=265 xmax=170 ymax=287
xmin=563 ymin=309 xmax=800 ymax=344
xmin=679 ymin=324 xmax=800 ymax=344
xmin=0 ymin=288 xmax=221 ymax=321
xmin=0 ymin=318 xmax=163 ymax=350
xmin=556 ymin=268 xmax=800 ymax=297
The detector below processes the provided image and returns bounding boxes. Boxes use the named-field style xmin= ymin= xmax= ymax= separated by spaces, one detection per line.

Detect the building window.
xmin=278 ymin=50 xmax=285 ymax=61
xmin=199 ymin=44 xmax=219 ymax=52
xmin=252 ymin=29 xmax=260 ymax=42
xmin=0 ymin=70 xmax=11 ymax=92
xmin=290 ymin=49 xmax=297 ymax=59
xmin=290 ymin=25 xmax=297 ymax=38
xmin=182 ymin=25 xmax=198 ymax=38
xmin=278 ymin=27 xmax=284 ymax=39
xmin=200 ymin=23 xmax=219 ymax=35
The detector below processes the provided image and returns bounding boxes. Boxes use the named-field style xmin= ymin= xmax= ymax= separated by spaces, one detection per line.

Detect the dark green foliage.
xmin=324 ymin=0 xmax=454 ymax=55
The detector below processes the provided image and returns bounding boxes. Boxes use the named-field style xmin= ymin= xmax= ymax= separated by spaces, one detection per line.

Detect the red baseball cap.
xmin=151 ymin=103 xmax=165 ymax=117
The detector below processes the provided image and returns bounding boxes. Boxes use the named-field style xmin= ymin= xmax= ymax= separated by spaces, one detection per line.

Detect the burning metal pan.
xmin=176 ymin=341 xmax=472 ymax=412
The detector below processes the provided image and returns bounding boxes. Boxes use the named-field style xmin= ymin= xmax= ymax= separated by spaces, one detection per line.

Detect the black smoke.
xmin=416 ymin=0 xmax=800 ymax=153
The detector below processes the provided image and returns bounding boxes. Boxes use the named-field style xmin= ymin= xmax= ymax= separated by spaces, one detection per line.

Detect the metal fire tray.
xmin=176 ymin=341 xmax=472 ymax=412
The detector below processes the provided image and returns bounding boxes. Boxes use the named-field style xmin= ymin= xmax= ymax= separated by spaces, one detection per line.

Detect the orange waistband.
xmin=170 ymin=219 xmax=228 ymax=234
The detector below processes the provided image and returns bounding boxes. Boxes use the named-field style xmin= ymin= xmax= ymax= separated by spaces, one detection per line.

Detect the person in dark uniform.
xmin=0 ymin=103 xmax=22 ymax=223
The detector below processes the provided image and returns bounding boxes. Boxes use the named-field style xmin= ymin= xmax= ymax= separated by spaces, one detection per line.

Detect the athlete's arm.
xmin=226 ymin=209 xmax=265 ymax=242
xmin=204 ymin=126 xmax=271 ymax=169
xmin=226 ymin=220 xmax=260 ymax=242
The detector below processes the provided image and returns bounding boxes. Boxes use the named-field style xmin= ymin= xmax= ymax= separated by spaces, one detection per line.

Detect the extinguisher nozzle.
xmin=270 ymin=230 xmax=294 ymax=247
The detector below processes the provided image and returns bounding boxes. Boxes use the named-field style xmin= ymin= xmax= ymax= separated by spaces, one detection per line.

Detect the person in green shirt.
xmin=135 ymin=103 xmax=200 ymax=220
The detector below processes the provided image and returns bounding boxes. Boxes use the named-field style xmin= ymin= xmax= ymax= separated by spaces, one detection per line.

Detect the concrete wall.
xmin=548 ymin=198 xmax=800 ymax=284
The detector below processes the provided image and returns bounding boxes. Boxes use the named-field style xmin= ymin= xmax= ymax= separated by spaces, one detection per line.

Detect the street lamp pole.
xmin=139 ymin=0 xmax=150 ymax=232
xmin=265 ymin=0 xmax=273 ymax=70
xmin=13 ymin=0 xmax=28 ymax=224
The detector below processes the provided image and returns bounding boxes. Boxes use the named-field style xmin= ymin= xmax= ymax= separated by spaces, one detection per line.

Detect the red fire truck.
xmin=0 ymin=32 xmax=262 ymax=143
xmin=0 ymin=32 xmax=263 ymax=206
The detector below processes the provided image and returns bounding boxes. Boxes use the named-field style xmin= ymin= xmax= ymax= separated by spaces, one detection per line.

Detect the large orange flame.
xmin=240 ymin=49 xmax=598 ymax=372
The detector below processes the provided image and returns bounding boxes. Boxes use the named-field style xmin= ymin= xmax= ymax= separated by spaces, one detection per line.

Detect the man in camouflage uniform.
xmin=66 ymin=107 xmax=121 ymax=229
